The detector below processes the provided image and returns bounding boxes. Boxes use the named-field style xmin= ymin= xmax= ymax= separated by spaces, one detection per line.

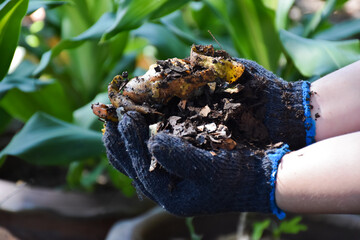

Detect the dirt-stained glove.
xmin=235 ymin=58 xmax=316 ymax=149
xmin=103 ymin=111 xmax=289 ymax=219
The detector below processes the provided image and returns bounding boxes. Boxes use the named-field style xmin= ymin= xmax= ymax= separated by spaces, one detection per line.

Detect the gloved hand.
xmin=235 ymin=59 xmax=316 ymax=149
xmin=103 ymin=111 xmax=289 ymax=219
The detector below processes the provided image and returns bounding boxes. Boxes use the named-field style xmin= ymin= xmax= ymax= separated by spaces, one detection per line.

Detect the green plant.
xmin=186 ymin=217 xmax=202 ymax=240
xmin=0 ymin=0 xmax=359 ymax=193
xmin=252 ymin=219 xmax=271 ymax=240
xmin=252 ymin=216 xmax=307 ymax=240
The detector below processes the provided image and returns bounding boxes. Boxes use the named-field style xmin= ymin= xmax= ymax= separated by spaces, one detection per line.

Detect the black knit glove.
xmin=235 ymin=58 xmax=316 ymax=149
xmin=104 ymin=111 xmax=289 ymax=219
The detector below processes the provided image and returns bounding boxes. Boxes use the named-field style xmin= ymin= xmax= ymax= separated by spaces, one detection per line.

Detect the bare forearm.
xmin=310 ymin=61 xmax=360 ymax=141
xmin=275 ymin=131 xmax=360 ymax=213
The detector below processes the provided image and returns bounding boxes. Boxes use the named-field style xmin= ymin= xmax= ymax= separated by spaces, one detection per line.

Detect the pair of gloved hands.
xmin=103 ymin=59 xmax=316 ymax=219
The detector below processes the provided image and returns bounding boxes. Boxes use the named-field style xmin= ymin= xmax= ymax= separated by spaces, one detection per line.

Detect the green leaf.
xmin=0 ymin=107 xmax=12 ymax=134
xmin=133 ymin=23 xmax=189 ymax=59
xmin=252 ymin=219 xmax=271 ymax=240
xmin=185 ymin=217 xmax=202 ymax=240
xmin=66 ymin=161 xmax=84 ymax=188
xmin=275 ymin=0 xmax=295 ymax=31
xmin=32 ymin=12 xmax=116 ymax=76
xmin=0 ymin=0 xmax=29 ymax=81
xmin=314 ymin=18 xmax=360 ymax=40
xmin=80 ymin=160 xmax=106 ymax=190
xmin=273 ymin=216 xmax=307 ymax=238
xmin=0 ymin=81 xmax=73 ymax=122
xmin=149 ymin=0 xmax=191 ymax=20
xmin=101 ymin=0 xmax=169 ymax=41
xmin=280 ymin=29 xmax=360 ymax=77
xmin=107 ymin=165 xmax=135 ymax=197
xmin=188 ymin=2 xmax=226 ymax=37
xmin=103 ymin=31 xmax=130 ymax=74
xmin=0 ymin=76 xmax=53 ymax=99
xmin=334 ymin=0 xmax=347 ymax=9
xmin=73 ymin=92 xmax=109 ymax=130
xmin=0 ymin=60 xmax=53 ymax=99
xmin=302 ymin=0 xmax=336 ymax=37
xmin=0 ymin=112 xmax=103 ymax=165
xmin=160 ymin=11 xmax=207 ymax=46
xmin=204 ymin=0 xmax=281 ymax=72
xmin=27 ymin=0 xmax=68 ymax=15
xmin=10 ymin=59 xmax=37 ymax=77
xmin=261 ymin=0 xmax=278 ymax=11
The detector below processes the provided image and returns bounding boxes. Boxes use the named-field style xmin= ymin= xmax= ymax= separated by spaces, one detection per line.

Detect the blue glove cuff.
xmin=302 ymin=81 xmax=316 ymax=145
xmin=268 ymin=144 xmax=290 ymax=220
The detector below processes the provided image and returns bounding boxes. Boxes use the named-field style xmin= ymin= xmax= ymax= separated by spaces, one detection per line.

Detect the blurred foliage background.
xmin=0 ymin=0 xmax=360 ymax=194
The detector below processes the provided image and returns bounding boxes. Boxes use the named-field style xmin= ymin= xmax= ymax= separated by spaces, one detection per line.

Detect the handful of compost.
xmin=93 ymin=44 xmax=315 ymax=218
xmin=92 ymin=45 xmax=246 ymax=150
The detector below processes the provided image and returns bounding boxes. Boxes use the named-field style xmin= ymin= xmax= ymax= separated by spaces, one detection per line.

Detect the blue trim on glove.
xmin=302 ymin=81 xmax=316 ymax=145
xmin=268 ymin=144 xmax=290 ymax=220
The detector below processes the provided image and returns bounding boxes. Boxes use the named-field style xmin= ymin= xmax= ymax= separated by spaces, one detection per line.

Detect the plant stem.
xmin=186 ymin=217 xmax=202 ymax=240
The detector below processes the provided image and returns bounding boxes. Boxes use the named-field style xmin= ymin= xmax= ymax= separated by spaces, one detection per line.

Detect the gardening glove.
xmin=235 ymin=58 xmax=316 ymax=149
xmin=103 ymin=111 xmax=289 ymax=219
xmin=103 ymin=119 xmax=157 ymax=202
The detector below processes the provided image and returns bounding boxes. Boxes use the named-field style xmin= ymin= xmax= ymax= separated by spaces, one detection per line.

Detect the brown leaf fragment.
xmin=173 ymin=122 xmax=197 ymax=137
xmin=224 ymin=102 xmax=241 ymax=110
xmin=168 ymin=116 xmax=182 ymax=127
xmin=220 ymin=138 xmax=237 ymax=150
xmin=207 ymin=82 xmax=216 ymax=94
xmin=214 ymin=124 xmax=229 ymax=137
xmin=223 ymin=98 xmax=241 ymax=110
xmin=210 ymin=151 xmax=217 ymax=156
xmin=205 ymin=123 xmax=217 ymax=133
xmin=209 ymin=135 xmax=222 ymax=143
xmin=199 ymin=105 xmax=211 ymax=117
xmin=178 ymin=99 xmax=187 ymax=110
xmin=223 ymin=84 xmax=244 ymax=94
xmin=208 ymin=110 xmax=222 ymax=119
xmin=197 ymin=125 xmax=205 ymax=132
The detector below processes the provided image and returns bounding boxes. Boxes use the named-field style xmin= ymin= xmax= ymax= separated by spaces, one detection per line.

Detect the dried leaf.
xmin=220 ymin=138 xmax=237 ymax=150
xmin=199 ymin=105 xmax=211 ymax=117
xmin=205 ymin=123 xmax=217 ymax=133
xmin=168 ymin=116 xmax=182 ymax=127
xmin=178 ymin=99 xmax=187 ymax=110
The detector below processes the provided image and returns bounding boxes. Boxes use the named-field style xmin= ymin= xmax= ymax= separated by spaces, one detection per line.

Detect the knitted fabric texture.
xmin=104 ymin=111 xmax=292 ymax=218
xmin=235 ymin=59 xmax=310 ymax=150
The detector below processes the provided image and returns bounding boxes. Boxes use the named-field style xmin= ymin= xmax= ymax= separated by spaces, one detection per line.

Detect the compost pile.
xmin=92 ymin=45 xmax=271 ymax=152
